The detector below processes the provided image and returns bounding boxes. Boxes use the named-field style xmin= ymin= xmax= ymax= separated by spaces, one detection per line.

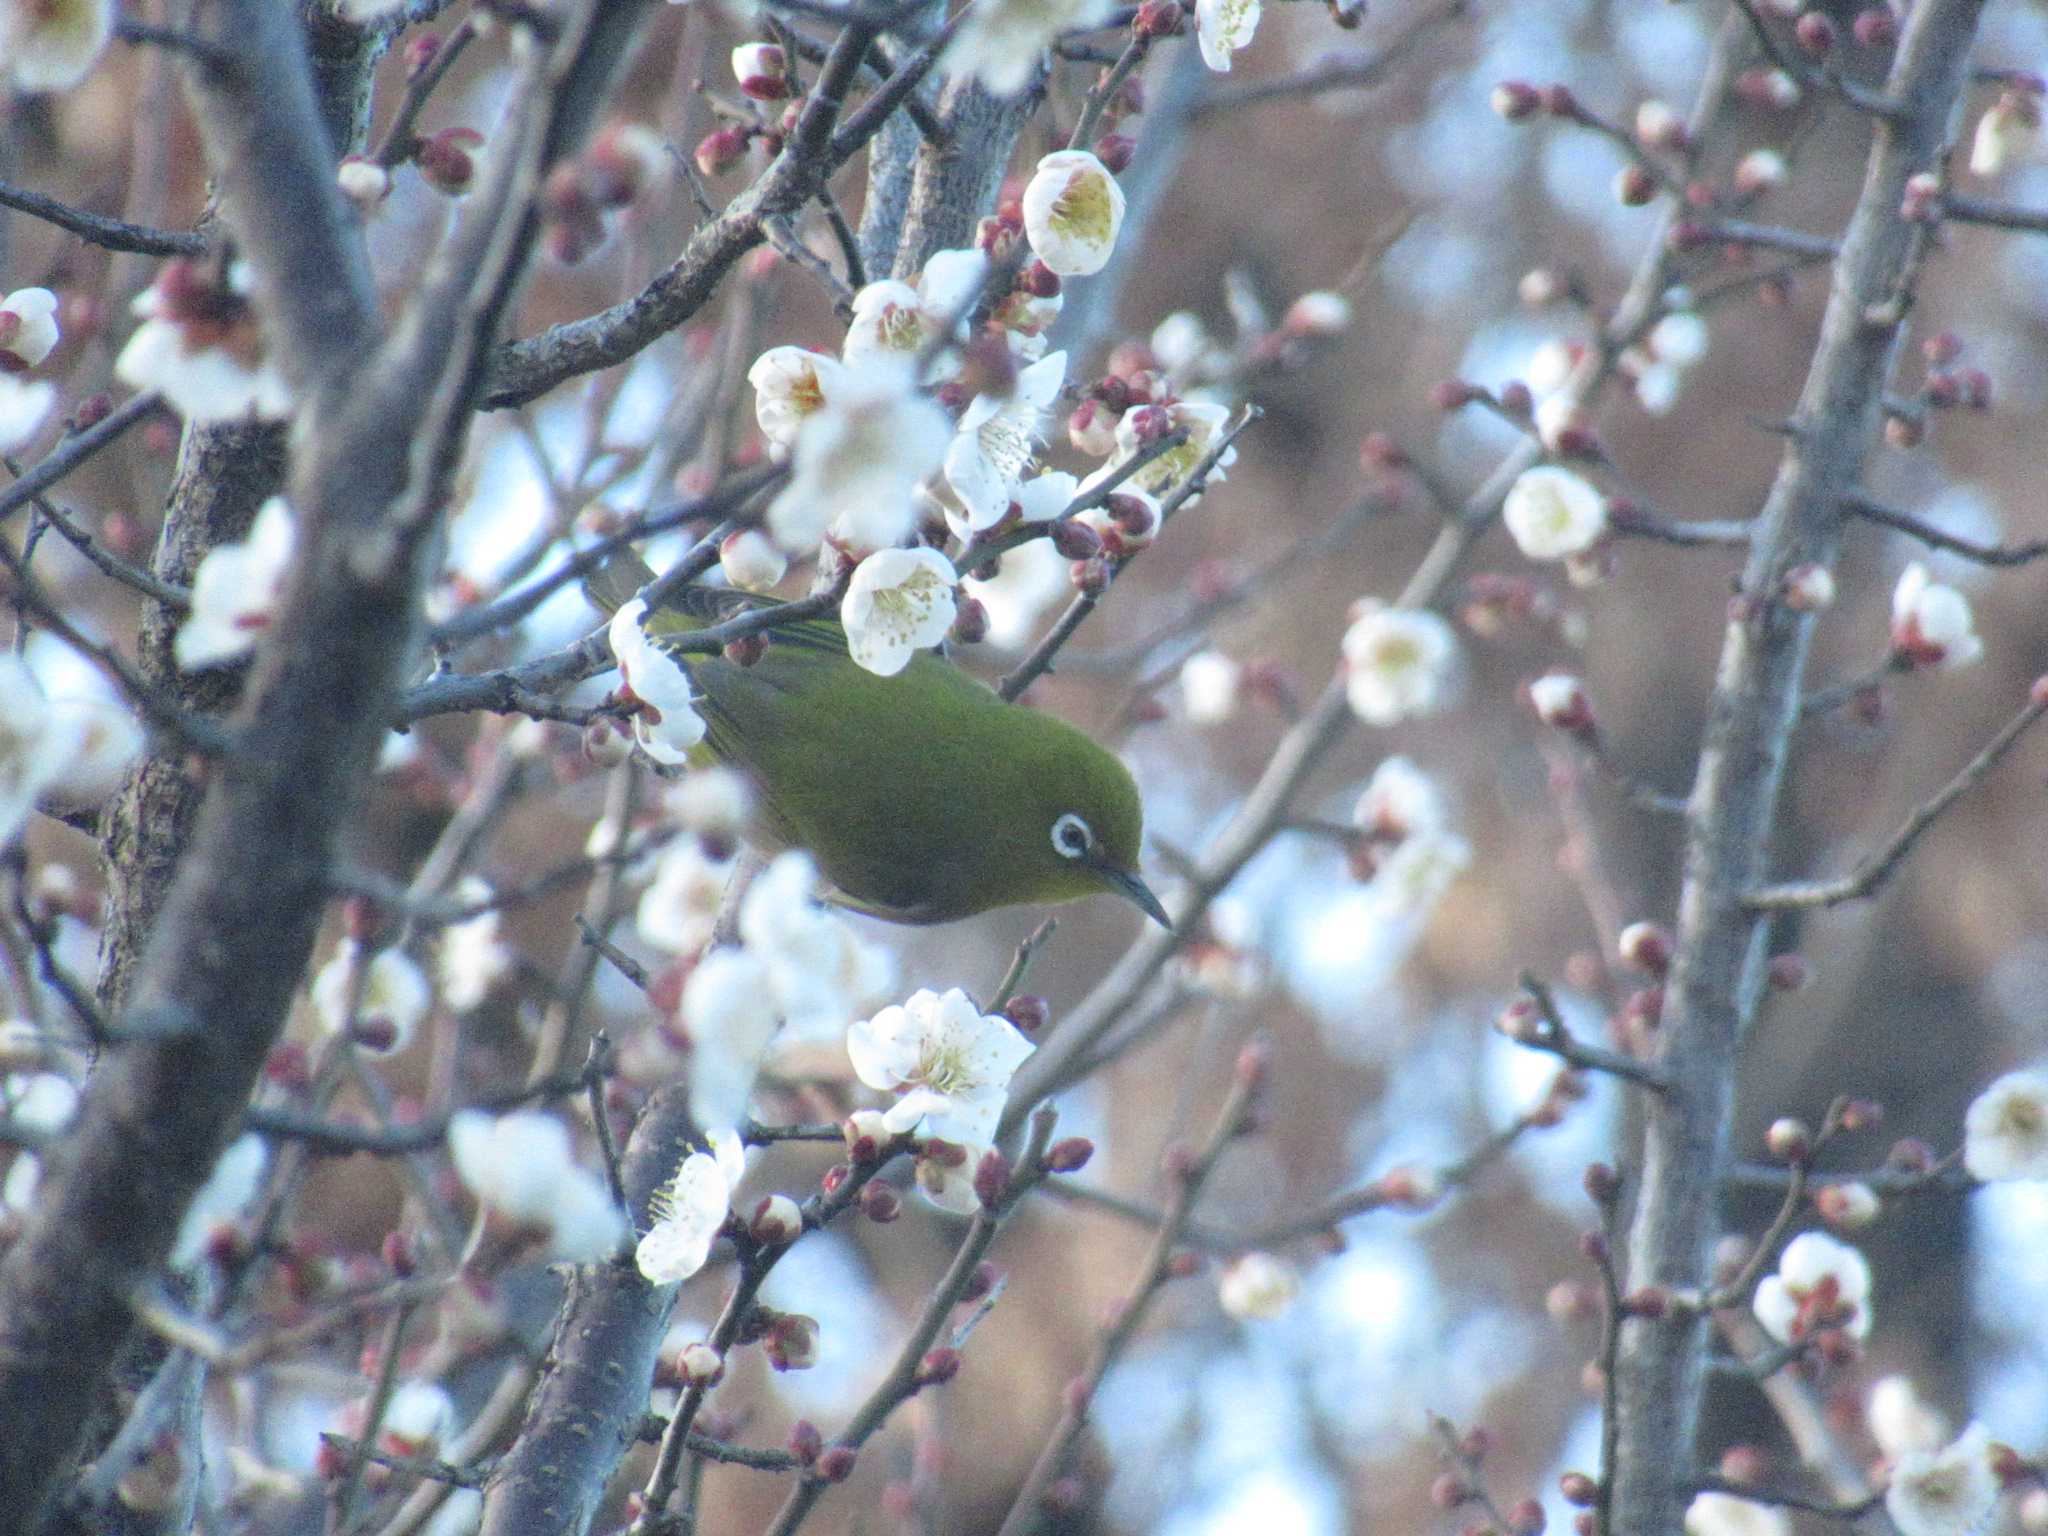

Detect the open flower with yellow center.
xmin=1502 ymin=464 xmax=1607 ymax=560
xmin=2 ymin=0 xmax=112 ymax=90
xmin=636 ymin=1129 xmax=747 ymax=1285
xmin=840 ymin=546 xmax=959 ymax=676
xmin=1021 ymin=150 xmax=1126 ymax=277
xmin=1963 ymin=1069 xmax=2048 ymax=1180
xmin=748 ymin=346 xmax=848 ymax=455
xmin=1195 ymin=0 xmax=1261 ymax=71
xmin=842 ymin=249 xmax=990 ymax=377
xmin=846 ymin=986 xmax=1035 ymax=1145
xmin=944 ymin=350 xmax=1066 ymax=530
xmin=1341 ymin=601 xmax=1461 ymax=725
xmin=769 ymin=365 xmax=950 ymax=553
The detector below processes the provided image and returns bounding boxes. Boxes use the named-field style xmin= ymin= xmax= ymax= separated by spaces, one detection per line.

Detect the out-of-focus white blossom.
xmin=1969 ymin=92 xmax=2042 ymax=178
xmin=840 ymin=547 xmax=958 ymax=677
xmin=736 ymin=851 xmax=895 ymax=1038
xmin=681 ymin=948 xmax=780 ymax=1130
xmin=438 ymin=884 xmax=515 ymax=1013
xmin=1683 ymin=1492 xmax=1791 ymax=1536
xmin=310 ymin=942 xmax=432 ymax=1055
xmin=116 ymin=261 xmax=290 ymax=422
xmin=1869 ymin=1376 xmax=1952 ymax=1461
xmin=944 ymin=351 xmax=1066 ymax=530
xmin=1367 ymin=831 xmax=1471 ymax=918
xmin=718 ymin=528 xmax=787 ymax=591
xmin=1218 ymin=1251 xmax=1299 ymax=1318
xmin=0 ymin=657 xmax=133 ymax=840
xmin=0 ymin=375 xmax=53 ymax=453
xmin=1752 ymin=1230 xmax=1872 ymax=1343
xmin=1341 ymin=602 xmax=1460 ymax=726
xmin=169 ymin=1133 xmax=268 ymax=1271
xmin=768 ymin=366 xmax=949 ymax=553
xmin=944 ymin=0 xmax=1111 ymax=94
xmin=964 ymin=534 xmax=1068 ymax=647
xmin=2 ymin=0 xmax=112 ymax=90
xmin=1890 ymin=563 xmax=1982 ymax=670
xmin=847 ymin=987 xmax=1034 ymax=1145
xmin=1963 ymin=1069 xmax=2048 ymax=1181
xmin=1180 ymin=650 xmax=1242 ymax=725
xmin=842 ymin=248 xmax=990 ymax=375
xmin=449 ymin=1110 xmax=623 ymax=1262
xmin=0 ymin=288 xmax=59 ymax=371
xmin=381 ymin=1380 xmax=456 ymax=1453
xmin=1021 ymin=150 xmax=1125 ymax=277
xmin=1649 ymin=310 xmax=1709 ymax=367
xmin=609 ymin=598 xmax=708 ymax=765
xmin=637 ymin=1130 xmax=746 ymax=1284
xmin=667 ymin=767 xmax=750 ymax=845
xmin=175 ymin=497 xmax=295 ymax=670
xmin=1503 ymin=465 xmax=1607 ymax=560
xmin=1353 ymin=755 xmax=1448 ymax=841
xmin=639 ymin=842 xmax=735 ymax=957
xmin=3 ymin=1071 xmax=77 ymax=1135
xmin=1885 ymin=1424 xmax=2002 ymax=1536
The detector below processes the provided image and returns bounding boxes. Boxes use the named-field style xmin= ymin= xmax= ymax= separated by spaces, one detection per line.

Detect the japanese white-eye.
xmin=592 ymin=556 xmax=1169 ymax=927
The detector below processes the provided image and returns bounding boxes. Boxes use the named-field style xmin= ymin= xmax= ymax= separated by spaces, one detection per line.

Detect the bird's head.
xmin=986 ymin=720 xmax=1170 ymax=927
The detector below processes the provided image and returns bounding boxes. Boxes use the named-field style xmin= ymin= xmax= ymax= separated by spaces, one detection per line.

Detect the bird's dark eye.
xmin=1051 ymin=812 xmax=1094 ymax=860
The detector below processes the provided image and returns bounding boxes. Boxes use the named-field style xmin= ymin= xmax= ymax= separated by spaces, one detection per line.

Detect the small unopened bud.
xmin=1765 ymin=1117 xmax=1812 ymax=1163
xmin=1540 ymin=83 xmax=1580 ymax=116
xmin=1431 ymin=378 xmax=1482 ymax=411
xmin=960 ymin=1261 xmax=1000 ymax=1304
xmin=814 ymin=1445 xmax=857 ymax=1482
xmin=1614 ymin=164 xmax=1658 ymax=206
xmin=843 ymin=1109 xmax=891 ymax=1163
xmin=1781 ymin=562 xmax=1836 ymax=612
xmin=416 ymin=127 xmax=483 ymax=196
xmin=1069 ymin=398 xmax=1119 ymax=457
xmin=1094 ymin=133 xmax=1136 ymax=173
xmin=1043 ymin=1137 xmax=1095 ymax=1174
xmin=1851 ymin=6 xmax=1895 ymax=46
xmin=678 ymin=1341 xmax=724 ymax=1386
xmin=860 ymin=1183 xmax=902 ymax=1223
xmin=1070 ymin=555 xmax=1112 ymax=595
xmin=1546 ymin=1279 xmax=1599 ymax=1322
xmin=917 ymin=1346 xmax=962 ymax=1385
xmin=1634 ymin=99 xmax=1686 ymax=151
xmin=1901 ymin=172 xmax=1942 ymax=222
xmin=1431 ymin=1474 xmax=1472 ymax=1509
xmin=1132 ymin=0 xmax=1183 ymax=37
xmin=695 ymin=126 xmax=749 ymax=178
xmin=1508 ymin=1497 xmax=1548 ymax=1535
xmin=1734 ymin=148 xmax=1789 ymax=196
xmin=732 ymin=42 xmax=789 ymax=99
xmin=787 ymin=1420 xmax=823 ymax=1464
xmin=1559 ymin=1472 xmax=1599 ymax=1508
xmin=1376 ymin=1164 xmax=1440 ymax=1209
xmin=1050 ymin=518 xmax=1103 ymax=561
xmin=750 ymin=1193 xmax=802 ymax=1246
xmin=403 ymin=30 xmax=443 ymax=78
xmin=1837 ymin=1097 xmax=1882 ymax=1133
xmin=338 ymin=156 xmax=392 ymax=207
xmin=765 ymin=1312 xmax=820 ymax=1372
xmin=1793 ymin=11 xmax=1836 ymax=55
xmin=950 ymin=595 xmax=989 ymax=646
xmin=1284 ymin=290 xmax=1351 ymax=337
xmin=1617 ymin=921 xmax=1673 ymax=976
xmin=1583 ymin=1162 xmax=1621 ymax=1205
xmin=1004 ymin=994 xmax=1050 ymax=1033
xmin=720 ymin=528 xmax=787 ymax=591
xmin=1491 ymin=80 xmax=1542 ymax=121
xmin=973 ymin=1148 xmax=1012 ymax=1210
xmin=1529 ymin=672 xmax=1596 ymax=735
xmin=1621 ymin=1285 xmax=1670 ymax=1319
xmin=1814 ymin=1181 xmax=1880 ymax=1231
xmin=1887 ymin=1136 xmax=1935 ymax=1173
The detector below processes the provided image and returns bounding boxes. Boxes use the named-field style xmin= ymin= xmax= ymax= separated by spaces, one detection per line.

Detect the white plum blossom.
xmin=841 ymin=248 xmax=990 ymax=375
xmin=176 ymin=497 xmax=296 ymax=670
xmin=638 ymin=842 xmax=735 ymax=957
xmin=737 ymin=852 xmax=895 ymax=1037
xmin=310 ymin=942 xmax=433 ymax=1055
xmin=636 ymin=1130 xmax=747 ymax=1284
xmin=1367 ymin=831 xmax=1471 ymax=919
xmin=0 ymin=657 xmax=107 ymax=841
xmin=1218 ymin=1252 xmax=1299 ymax=1319
xmin=768 ymin=366 xmax=950 ymax=553
xmin=1085 ymin=397 xmax=1236 ymax=499
xmin=847 ymin=987 xmax=1035 ymax=1146
xmin=41 ymin=694 xmax=140 ymax=810
xmin=945 ymin=0 xmax=1111 ymax=94
xmin=1195 ymin=0 xmax=1260 ymax=71
xmin=748 ymin=346 xmax=847 ymax=455
xmin=1886 ymin=1424 xmax=2003 ymax=1536
xmin=1869 ymin=1376 xmax=1953 ymax=1461
xmin=1341 ymin=601 xmax=1461 ymax=726
xmin=1015 ymin=470 xmax=1078 ymax=524
xmin=1649 ymin=310 xmax=1710 ymax=367
xmin=381 ymin=1380 xmax=456 ymax=1453
xmin=115 ymin=261 xmax=290 ymax=422
xmin=1021 ymin=150 xmax=1126 ymax=277
xmin=1683 ymin=1492 xmax=1792 ymax=1536
xmin=944 ymin=351 xmax=1066 ymax=530
xmin=1353 ymin=755 xmax=1448 ymax=841
xmin=915 ymin=1142 xmax=993 ymax=1214
xmin=169 ymin=1133 xmax=268 ymax=1271
xmin=840 ymin=546 xmax=959 ymax=677
xmin=1180 ymin=650 xmax=1243 ymax=725
xmin=438 ymin=880 xmax=516 ymax=1013
xmin=4 ymin=1071 xmax=78 ymax=1135
xmin=1969 ymin=92 xmax=2042 ymax=178
xmin=1891 ymin=563 xmax=1982 ymax=670
xmin=0 ymin=375 xmax=53 ymax=453
xmin=1963 ymin=1069 xmax=2048 ymax=1181
xmin=682 ymin=948 xmax=782 ymax=1130
xmin=1752 ymin=1230 xmax=1873 ymax=1343
xmin=2 ymin=0 xmax=111 ymax=90
xmin=449 ymin=1110 xmax=577 ymax=1225
xmin=0 ymin=288 xmax=59 ymax=371
xmin=609 ymin=598 xmax=708 ymax=765
xmin=1503 ymin=465 xmax=1607 ymax=560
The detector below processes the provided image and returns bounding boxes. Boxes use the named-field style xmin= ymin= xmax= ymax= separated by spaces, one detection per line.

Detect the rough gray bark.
xmin=1605 ymin=4 xmax=1987 ymax=1530
xmin=891 ymin=73 xmax=1042 ymax=276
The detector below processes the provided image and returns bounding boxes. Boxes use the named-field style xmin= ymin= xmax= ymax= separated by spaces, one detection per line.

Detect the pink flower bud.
xmin=1491 ymin=80 xmax=1542 ymax=121
xmin=973 ymin=1148 xmax=1012 ymax=1210
xmin=1614 ymin=164 xmax=1658 ymax=206
xmin=1051 ymin=518 xmax=1103 ymax=561
xmin=694 ymin=126 xmax=749 ymax=178
xmin=1132 ymin=0 xmax=1183 ymax=37
xmin=1043 ymin=1137 xmax=1095 ymax=1173
xmin=787 ymin=1420 xmax=822 ymax=1464
xmin=815 ymin=1445 xmax=857 ymax=1482
xmin=860 ymin=1183 xmax=902 ymax=1223
xmin=678 ymin=1341 xmax=724 ymax=1385
xmin=1529 ymin=672 xmax=1596 ymax=735
xmin=1767 ymin=952 xmax=1810 ymax=991
xmin=1069 ymin=398 xmax=1119 ymax=456
xmin=1780 ymin=562 xmax=1836 ymax=612
xmin=1617 ymin=921 xmax=1673 ymax=975
xmin=1765 ymin=1117 xmax=1812 ymax=1163
xmin=1094 ymin=133 xmax=1136 ymax=173
xmin=415 ymin=127 xmax=483 ymax=196
xmin=1559 ymin=1472 xmax=1598 ymax=1507
xmin=1852 ymin=7 xmax=1896 ymax=46
xmin=1582 ymin=1162 xmax=1621 ymax=1204
xmin=750 ymin=1194 xmax=802 ymax=1246
xmin=1794 ymin=11 xmax=1836 ymax=54
xmin=765 ymin=1313 xmax=819 ymax=1371
xmin=917 ymin=1346 xmax=962 ymax=1385
xmin=732 ymin=42 xmax=788 ymax=99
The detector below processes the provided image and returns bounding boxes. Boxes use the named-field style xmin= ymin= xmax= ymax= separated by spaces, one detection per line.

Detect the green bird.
xmin=590 ymin=556 xmax=1170 ymax=928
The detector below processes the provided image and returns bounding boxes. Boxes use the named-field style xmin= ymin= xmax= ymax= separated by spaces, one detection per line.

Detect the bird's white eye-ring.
xmin=1051 ymin=813 xmax=1095 ymax=861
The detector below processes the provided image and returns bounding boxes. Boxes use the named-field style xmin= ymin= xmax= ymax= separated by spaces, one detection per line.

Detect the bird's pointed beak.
xmin=1099 ymin=865 xmax=1173 ymax=929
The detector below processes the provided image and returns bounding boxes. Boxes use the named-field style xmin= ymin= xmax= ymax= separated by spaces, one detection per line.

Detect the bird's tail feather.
xmin=582 ymin=550 xmax=659 ymax=616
